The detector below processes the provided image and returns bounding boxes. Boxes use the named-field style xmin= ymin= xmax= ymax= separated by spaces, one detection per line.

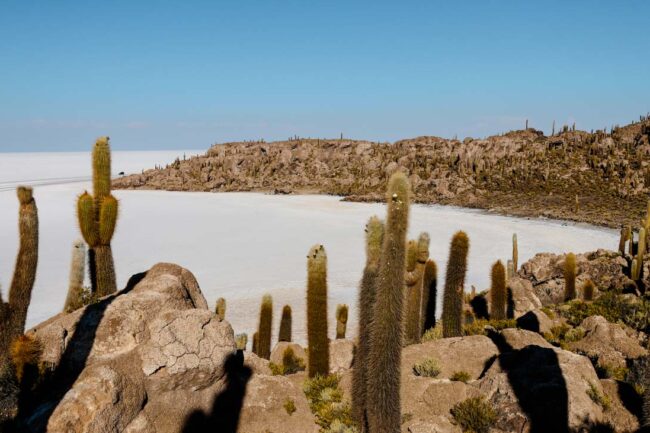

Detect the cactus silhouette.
xmin=367 ymin=172 xmax=410 ymax=433
xmin=352 ymin=216 xmax=384 ymax=432
xmin=490 ymin=261 xmax=506 ymax=320
xmin=442 ymin=231 xmax=469 ymax=338
xmin=336 ymin=304 xmax=348 ymax=339
xmin=77 ymin=137 xmax=118 ymax=297
xmin=63 ymin=240 xmax=87 ymax=313
xmin=215 ymin=297 xmax=226 ymax=321
xmin=307 ymin=244 xmax=329 ymax=377
xmin=564 ymin=253 xmax=577 ymax=300
xmin=257 ymin=295 xmax=273 ymax=359
xmin=279 ymin=305 xmax=292 ymax=342
xmin=405 ymin=233 xmax=429 ymax=344
xmin=421 ymin=259 xmax=438 ymax=333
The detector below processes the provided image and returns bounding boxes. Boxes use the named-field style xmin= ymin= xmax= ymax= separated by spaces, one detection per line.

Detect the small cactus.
xmin=9 ymin=334 xmax=41 ymax=383
xmin=235 ymin=333 xmax=248 ymax=351
xmin=335 ymin=304 xmax=348 ymax=339
xmin=351 ymin=216 xmax=384 ymax=431
xmin=490 ymin=261 xmax=506 ymax=320
xmin=405 ymin=233 xmax=430 ymax=344
xmin=215 ymin=297 xmax=226 ymax=321
xmin=582 ymin=280 xmax=595 ymax=301
xmin=564 ymin=253 xmax=577 ymax=301
xmin=306 ymin=244 xmax=329 ymax=378
xmin=634 ymin=228 xmax=646 ymax=281
xmin=512 ymin=233 xmax=518 ymax=271
xmin=63 ymin=240 xmax=87 ymax=313
xmin=257 ymin=295 xmax=273 ymax=360
xmin=442 ymin=232 xmax=470 ymax=338
xmin=367 ymin=172 xmax=410 ymax=433
xmin=619 ymin=225 xmax=630 ymax=255
xmin=278 ymin=305 xmax=292 ymax=342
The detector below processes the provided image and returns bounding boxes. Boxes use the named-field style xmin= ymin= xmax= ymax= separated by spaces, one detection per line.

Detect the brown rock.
xmin=508 ymin=277 xmax=543 ymax=317
xmin=270 ymin=342 xmax=307 ymax=367
xmin=329 ymin=339 xmax=355 ymax=373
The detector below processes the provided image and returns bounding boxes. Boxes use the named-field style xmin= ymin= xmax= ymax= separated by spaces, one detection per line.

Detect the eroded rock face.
xmin=568 ymin=315 xmax=647 ymax=369
xmin=329 ymin=339 xmax=355 ymax=373
xmin=507 ymin=277 xmax=543 ymax=318
xmin=24 ymin=263 xmax=237 ymax=433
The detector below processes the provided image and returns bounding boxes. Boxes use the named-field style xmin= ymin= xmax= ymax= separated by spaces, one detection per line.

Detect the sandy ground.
xmin=0 ymin=151 xmax=617 ymax=345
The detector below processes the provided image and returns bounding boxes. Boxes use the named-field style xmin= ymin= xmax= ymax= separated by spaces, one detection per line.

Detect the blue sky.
xmin=1 ymin=1 xmax=649 ymax=151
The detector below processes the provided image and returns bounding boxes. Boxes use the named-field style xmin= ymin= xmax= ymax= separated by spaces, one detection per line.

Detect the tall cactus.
xmin=257 ymin=295 xmax=273 ymax=360
xmin=512 ymin=233 xmax=518 ymax=271
xmin=77 ymin=137 xmax=118 ymax=297
xmin=336 ymin=304 xmax=348 ymax=339
xmin=420 ymin=259 xmax=437 ymax=333
xmin=634 ymin=228 xmax=646 ymax=281
xmin=252 ymin=332 xmax=259 ymax=355
xmin=405 ymin=233 xmax=429 ymax=344
xmin=442 ymin=231 xmax=469 ymax=338
xmin=307 ymin=244 xmax=329 ymax=377
xmin=0 ymin=187 xmax=39 ymax=424
xmin=63 ymin=240 xmax=86 ymax=313
xmin=367 ymin=172 xmax=410 ymax=433
xmin=352 ymin=216 xmax=384 ymax=432
xmin=490 ymin=261 xmax=506 ymax=320
xmin=564 ymin=253 xmax=577 ymax=300
xmin=215 ymin=297 xmax=226 ymax=321
xmin=278 ymin=305 xmax=292 ymax=342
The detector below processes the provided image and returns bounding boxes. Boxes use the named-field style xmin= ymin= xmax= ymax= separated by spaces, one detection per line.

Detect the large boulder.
xmin=568 ymin=315 xmax=647 ymax=369
xmin=507 ymin=277 xmax=542 ymax=318
xmin=515 ymin=309 xmax=553 ymax=334
xmin=24 ymin=264 xmax=237 ymax=433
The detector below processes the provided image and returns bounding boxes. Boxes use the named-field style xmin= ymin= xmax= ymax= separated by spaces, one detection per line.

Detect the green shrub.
xmin=270 ymin=347 xmax=306 ymax=376
xmin=543 ymin=324 xmax=585 ymax=349
xmin=595 ymin=364 xmax=628 ymax=381
xmin=450 ymin=371 xmax=472 ymax=383
xmin=284 ymin=398 xmax=297 ymax=415
xmin=413 ymin=358 xmax=441 ymax=378
xmin=422 ymin=325 xmax=443 ymax=342
xmin=561 ymin=292 xmax=650 ymax=333
xmin=303 ymin=375 xmax=356 ymax=431
xmin=587 ymin=381 xmax=610 ymax=410
xmin=540 ymin=306 xmax=556 ymax=319
xmin=450 ymin=397 xmax=497 ymax=433
xmin=463 ymin=319 xmax=516 ymax=336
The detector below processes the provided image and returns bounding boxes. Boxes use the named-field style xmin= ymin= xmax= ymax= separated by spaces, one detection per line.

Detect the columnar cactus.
xmin=619 ymin=225 xmax=630 ymax=255
xmin=512 ymin=233 xmax=518 ymax=271
xmin=63 ymin=240 xmax=86 ymax=313
xmin=235 ymin=333 xmax=248 ymax=351
xmin=77 ymin=137 xmax=118 ymax=297
xmin=564 ymin=253 xmax=577 ymax=301
xmin=307 ymin=244 xmax=329 ymax=377
xmin=582 ymin=280 xmax=595 ymax=301
xmin=442 ymin=231 xmax=469 ymax=338
xmin=405 ymin=233 xmax=430 ymax=344
xmin=420 ymin=259 xmax=437 ymax=334
xmin=352 ymin=216 xmax=384 ymax=432
xmin=490 ymin=261 xmax=506 ymax=320
xmin=335 ymin=304 xmax=348 ymax=339
xmin=278 ymin=305 xmax=292 ymax=342
xmin=0 ymin=187 xmax=39 ymax=423
xmin=635 ymin=228 xmax=646 ymax=281
xmin=257 ymin=295 xmax=273 ymax=360
xmin=252 ymin=332 xmax=259 ymax=355
xmin=367 ymin=172 xmax=410 ymax=433
xmin=215 ymin=297 xmax=226 ymax=321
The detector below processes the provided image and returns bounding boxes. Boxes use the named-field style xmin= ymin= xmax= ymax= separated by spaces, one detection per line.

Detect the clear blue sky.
xmin=1 ymin=1 xmax=649 ymax=151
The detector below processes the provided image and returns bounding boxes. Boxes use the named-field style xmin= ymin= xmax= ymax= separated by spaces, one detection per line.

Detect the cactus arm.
xmin=77 ymin=192 xmax=98 ymax=247
xmin=99 ymin=195 xmax=118 ymax=245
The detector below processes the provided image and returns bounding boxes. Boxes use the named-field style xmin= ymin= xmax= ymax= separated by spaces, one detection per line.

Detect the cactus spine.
xmin=367 ymin=172 xmax=410 ymax=433
xmin=420 ymin=259 xmax=437 ymax=333
xmin=257 ymin=295 xmax=273 ymax=359
xmin=352 ymin=216 xmax=384 ymax=432
xmin=77 ymin=137 xmax=118 ymax=297
xmin=442 ymin=231 xmax=469 ymax=338
xmin=405 ymin=233 xmax=429 ymax=344
xmin=564 ymin=253 xmax=577 ymax=300
xmin=512 ymin=233 xmax=518 ymax=271
xmin=490 ymin=261 xmax=506 ymax=320
xmin=307 ymin=244 xmax=329 ymax=377
xmin=278 ymin=305 xmax=292 ymax=342
xmin=215 ymin=297 xmax=226 ymax=321
xmin=336 ymin=304 xmax=348 ymax=339
xmin=63 ymin=240 xmax=86 ymax=313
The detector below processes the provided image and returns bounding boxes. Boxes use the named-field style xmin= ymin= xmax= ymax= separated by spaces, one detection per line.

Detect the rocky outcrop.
xmin=507 ymin=277 xmax=543 ymax=317
xmin=519 ymin=250 xmax=632 ymax=305
xmin=113 ymin=119 xmax=650 ymax=228
xmin=568 ymin=315 xmax=647 ymax=369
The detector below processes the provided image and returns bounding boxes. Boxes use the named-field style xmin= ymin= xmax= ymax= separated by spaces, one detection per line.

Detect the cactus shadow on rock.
xmin=16 ymin=271 xmax=147 ymax=432
xmin=181 ymin=351 xmax=252 ymax=433
xmin=486 ymin=329 xmax=569 ymax=433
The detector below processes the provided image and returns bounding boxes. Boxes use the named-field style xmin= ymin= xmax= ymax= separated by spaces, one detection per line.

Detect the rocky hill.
xmin=114 ymin=117 xmax=650 ymax=228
